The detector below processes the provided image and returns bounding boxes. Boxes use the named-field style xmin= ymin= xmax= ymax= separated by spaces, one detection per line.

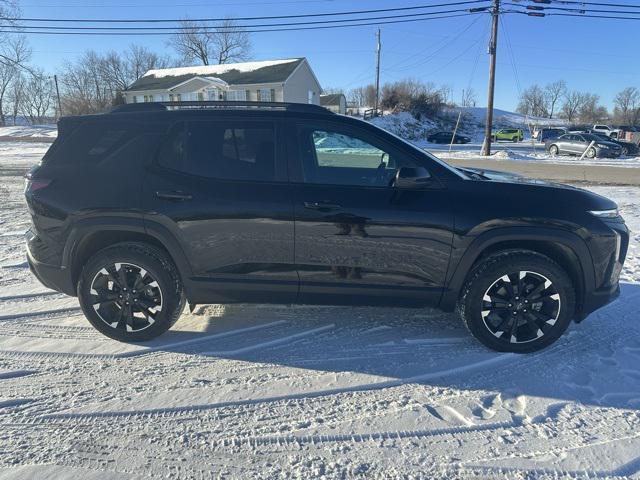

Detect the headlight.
xmin=589 ymin=208 xmax=619 ymax=218
xmin=596 ymin=143 xmax=610 ymax=149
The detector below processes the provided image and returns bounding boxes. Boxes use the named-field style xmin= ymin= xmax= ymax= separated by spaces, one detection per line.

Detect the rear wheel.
xmin=586 ymin=147 xmax=596 ymax=158
xmin=457 ymin=251 xmax=575 ymax=353
xmin=549 ymin=145 xmax=559 ymax=155
xmin=78 ymin=243 xmax=185 ymax=342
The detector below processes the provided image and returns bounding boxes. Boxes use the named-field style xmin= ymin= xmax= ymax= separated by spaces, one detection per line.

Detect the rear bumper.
xmin=26 ymin=248 xmax=75 ymax=296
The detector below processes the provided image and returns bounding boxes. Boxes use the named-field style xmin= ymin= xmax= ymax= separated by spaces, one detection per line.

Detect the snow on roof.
xmin=142 ymin=59 xmax=300 ymax=79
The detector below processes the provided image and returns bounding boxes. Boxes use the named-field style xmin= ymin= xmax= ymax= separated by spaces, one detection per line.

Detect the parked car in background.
xmin=546 ymin=133 xmax=622 ymax=158
xmin=589 ymin=132 xmax=639 ymax=156
xmin=537 ymin=127 xmax=567 ymax=143
xmin=592 ymin=124 xmax=619 ymax=138
xmin=426 ymin=131 xmax=471 ymax=144
xmin=491 ymin=128 xmax=524 ymax=142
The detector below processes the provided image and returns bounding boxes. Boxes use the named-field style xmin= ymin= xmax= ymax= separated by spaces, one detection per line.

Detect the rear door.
xmin=287 ymin=119 xmax=454 ymax=306
xmin=142 ymin=116 xmax=297 ymax=304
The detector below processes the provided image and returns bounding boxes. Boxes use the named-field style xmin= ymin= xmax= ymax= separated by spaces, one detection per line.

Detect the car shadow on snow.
xmin=149 ymin=282 xmax=640 ymax=411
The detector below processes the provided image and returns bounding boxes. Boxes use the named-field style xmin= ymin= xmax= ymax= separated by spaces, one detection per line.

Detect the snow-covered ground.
xmin=0 ymin=125 xmax=57 ymax=139
xmin=1 ymin=142 xmax=640 ymax=478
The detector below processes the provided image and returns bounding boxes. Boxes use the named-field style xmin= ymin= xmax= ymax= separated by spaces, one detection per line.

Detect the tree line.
xmin=516 ymin=81 xmax=640 ymax=126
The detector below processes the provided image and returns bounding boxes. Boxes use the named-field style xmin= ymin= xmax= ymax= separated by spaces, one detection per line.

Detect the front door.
xmin=287 ymin=120 xmax=454 ymax=306
xmin=142 ymin=116 xmax=297 ymax=304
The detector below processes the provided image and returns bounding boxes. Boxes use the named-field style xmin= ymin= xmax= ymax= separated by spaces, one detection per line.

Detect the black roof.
xmin=126 ymin=58 xmax=305 ymax=92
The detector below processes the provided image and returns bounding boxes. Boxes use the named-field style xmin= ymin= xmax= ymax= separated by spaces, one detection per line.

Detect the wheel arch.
xmin=440 ymin=228 xmax=594 ymax=317
xmin=64 ymin=218 xmax=193 ymax=295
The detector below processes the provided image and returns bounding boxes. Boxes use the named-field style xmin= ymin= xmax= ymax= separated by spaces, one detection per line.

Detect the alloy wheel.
xmin=89 ymin=262 xmax=163 ymax=333
xmin=481 ymin=271 xmax=561 ymax=344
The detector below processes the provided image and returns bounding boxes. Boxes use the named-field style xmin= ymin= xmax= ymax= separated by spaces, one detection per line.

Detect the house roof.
xmin=126 ymin=58 xmax=305 ymax=92
xmin=320 ymin=93 xmax=346 ymax=106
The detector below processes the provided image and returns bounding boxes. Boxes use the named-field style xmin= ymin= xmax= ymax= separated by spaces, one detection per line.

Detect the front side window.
xmin=298 ymin=125 xmax=412 ymax=187
xmin=157 ymin=121 xmax=276 ymax=182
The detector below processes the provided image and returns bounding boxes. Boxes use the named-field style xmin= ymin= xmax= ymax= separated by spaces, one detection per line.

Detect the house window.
xmin=197 ymin=92 xmax=204 ymax=101
xmin=227 ymin=90 xmax=247 ymax=101
xmin=132 ymin=95 xmax=138 ymax=103
xmin=257 ymin=88 xmax=273 ymax=102
xmin=246 ymin=90 xmax=251 ymax=101
xmin=143 ymin=94 xmax=154 ymax=103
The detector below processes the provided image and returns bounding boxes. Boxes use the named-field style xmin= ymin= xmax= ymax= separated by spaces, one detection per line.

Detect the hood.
xmin=458 ymin=167 xmax=617 ymax=211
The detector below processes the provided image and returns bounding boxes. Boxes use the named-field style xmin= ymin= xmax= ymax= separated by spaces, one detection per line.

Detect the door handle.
xmin=304 ymin=201 xmax=342 ymax=212
xmin=156 ymin=190 xmax=193 ymax=201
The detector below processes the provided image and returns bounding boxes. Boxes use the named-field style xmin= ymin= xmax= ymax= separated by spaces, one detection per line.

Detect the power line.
xmin=542 ymin=0 xmax=640 ymax=7
xmin=507 ymin=10 xmax=640 ymax=20
xmin=0 ymin=12 xmax=484 ymax=35
xmin=4 ymin=8 xmax=489 ymax=31
xmin=1 ymin=1 xmax=490 ymax=23
xmin=505 ymin=3 xmax=640 ymax=15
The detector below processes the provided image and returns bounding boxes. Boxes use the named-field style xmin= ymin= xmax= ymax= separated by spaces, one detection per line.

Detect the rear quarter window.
xmin=47 ymin=122 xmax=132 ymax=165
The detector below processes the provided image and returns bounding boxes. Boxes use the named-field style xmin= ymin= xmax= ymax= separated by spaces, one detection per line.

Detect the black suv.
xmin=24 ymin=101 xmax=628 ymax=353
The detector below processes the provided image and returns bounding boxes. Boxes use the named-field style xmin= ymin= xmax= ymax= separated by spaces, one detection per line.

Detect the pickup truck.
xmin=592 ymin=124 xmax=619 ymax=138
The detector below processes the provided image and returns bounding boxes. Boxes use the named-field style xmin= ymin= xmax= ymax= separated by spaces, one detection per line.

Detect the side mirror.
xmin=393 ymin=166 xmax=431 ymax=189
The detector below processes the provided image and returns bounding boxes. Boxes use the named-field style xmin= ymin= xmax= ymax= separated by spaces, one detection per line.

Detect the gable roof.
xmin=320 ymin=93 xmax=346 ymax=106
xmin=126 ymin=58 xmax=305 ymax=92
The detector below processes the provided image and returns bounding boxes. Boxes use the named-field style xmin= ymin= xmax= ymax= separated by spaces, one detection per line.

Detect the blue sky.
xmin=18 ymin=0 xmax=640 ymax=111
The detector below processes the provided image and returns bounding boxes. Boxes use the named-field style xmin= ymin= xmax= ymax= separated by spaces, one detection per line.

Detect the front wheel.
xmin=457 ymin=251 xmax=575 ymax=353
xmin=78 ymin=243 xmax=185 ymax=342
xmin=586 ymin=147 xmax=596 ymax=158
xmin=549 ymin=145 xmax=559 ymax=156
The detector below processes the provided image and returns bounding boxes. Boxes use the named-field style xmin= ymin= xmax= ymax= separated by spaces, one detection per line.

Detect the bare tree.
xmin=168 ymin=18 xmax=251 ymax=66
xmin=21 ymin=69 xmax=54 ymax=124
xmin=544 ymin=80 xmax=567 ymax=119
xmin=560 ymin=90 xmax=586 ymax=123
xmin=59 ymin=51 xmax=112 ymax=115
xmin=461 ymin=88 xmax=477 ymax=107
xmin=99 ymin=45 xmax=173 ymax=103
xmin=614 ymin=87 xmax=640 ymax=126
xmin=578 ymin=93 xmax=607 ymax=124
xmin=516 ymin=85 xmax=548 ymax=118
xmin=0 ymin=36 xmax=31 ymax=125
xmin=7 ymin=71 xmax=25 ymax=125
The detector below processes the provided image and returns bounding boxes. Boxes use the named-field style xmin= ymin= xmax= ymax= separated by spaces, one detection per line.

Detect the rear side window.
xmin=157 ymin=120 xmax=276 ymax=182
xmin=47 ymin=122 xmax=130 ymax=165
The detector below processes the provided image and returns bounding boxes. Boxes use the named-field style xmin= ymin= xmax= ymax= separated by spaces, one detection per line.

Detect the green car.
xmin=491 ymin=128 xmax=524 ymax=142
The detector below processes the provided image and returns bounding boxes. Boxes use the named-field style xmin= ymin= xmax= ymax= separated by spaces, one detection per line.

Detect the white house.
xmin=320 ymin=93 xmax=347 ymax=114
xmin=123 ymin=58 xmax=322 ymax=105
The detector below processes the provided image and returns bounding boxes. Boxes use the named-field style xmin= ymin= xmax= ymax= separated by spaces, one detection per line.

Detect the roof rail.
xmin=110 ymin=100 xmax=332 ymax=114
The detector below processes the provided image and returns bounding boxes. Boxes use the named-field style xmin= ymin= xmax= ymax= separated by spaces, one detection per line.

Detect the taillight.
xmin=24 ymin=165 xmax=51 ymax=193
xmin=27 ymin=179 xmax=51 ymax=192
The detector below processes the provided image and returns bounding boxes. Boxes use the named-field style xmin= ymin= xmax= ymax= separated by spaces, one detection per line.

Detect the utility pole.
xmin=53 ymin=74 xmax=62 ymax=119
xmin=374 ymin=28 xmax=381 ymax=115
xmin=481 ymin=0 xmax=500 ymax=156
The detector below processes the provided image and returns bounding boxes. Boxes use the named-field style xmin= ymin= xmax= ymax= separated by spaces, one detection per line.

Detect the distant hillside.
xmin=459 ymin=107 xmax=569 ymax=128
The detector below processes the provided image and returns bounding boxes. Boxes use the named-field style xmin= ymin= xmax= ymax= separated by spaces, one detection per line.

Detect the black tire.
xmin=78 ymin=242 xmax=185 ymax=342
xmin=586 ymin=147 xmax=596 ymax=158
xmin=457 ymin=250 xmax=575 ymax=353
xmin=549 ymin=145 xmax=559 ymax=156
xmin=621 ymin=146 xmax=628 ymax=156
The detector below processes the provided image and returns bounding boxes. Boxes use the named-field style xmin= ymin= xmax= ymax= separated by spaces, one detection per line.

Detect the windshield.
xmin=583 ymin=133 xmax=606 ymax=142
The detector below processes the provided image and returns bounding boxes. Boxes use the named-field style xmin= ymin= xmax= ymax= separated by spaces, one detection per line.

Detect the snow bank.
xmin=369 ymin=111 xmax=437 ymax=142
